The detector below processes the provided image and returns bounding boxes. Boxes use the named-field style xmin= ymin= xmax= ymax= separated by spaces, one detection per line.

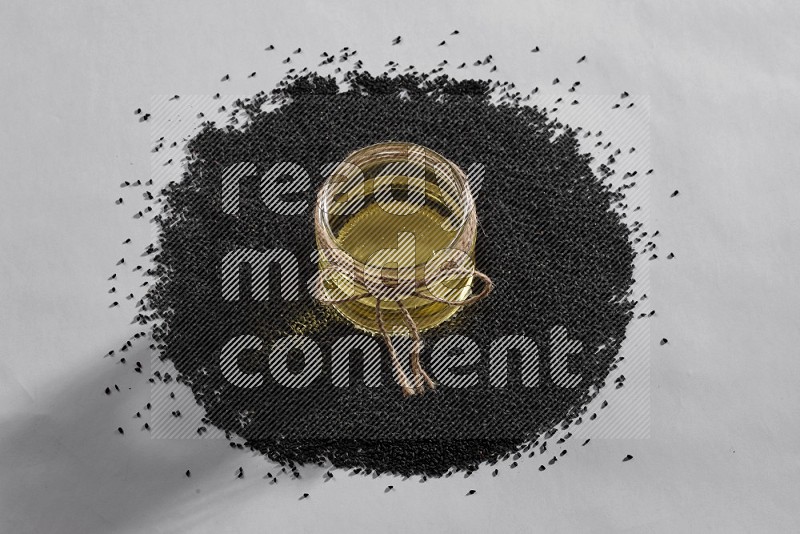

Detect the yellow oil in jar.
xmin=321 ymin=183 xmax=475 ymax=334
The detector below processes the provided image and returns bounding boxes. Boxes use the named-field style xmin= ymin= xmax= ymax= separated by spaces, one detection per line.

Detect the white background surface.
xmin=1 ymin=1 xmax=799 ymax=532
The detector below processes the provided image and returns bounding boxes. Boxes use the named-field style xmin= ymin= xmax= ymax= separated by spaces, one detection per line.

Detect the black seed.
xmin=623 ymin=454 xmax=633 ymax=462
xmin=147 ymin=66 xmax=640 ymax=478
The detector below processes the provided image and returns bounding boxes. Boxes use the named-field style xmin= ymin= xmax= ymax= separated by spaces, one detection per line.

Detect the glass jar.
xmin=314 ymin=141 xmax=478 ymax=334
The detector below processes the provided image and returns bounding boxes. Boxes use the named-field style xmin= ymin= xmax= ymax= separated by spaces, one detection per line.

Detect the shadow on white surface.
xmin=0 ymin=344 xmax=240 ymax=534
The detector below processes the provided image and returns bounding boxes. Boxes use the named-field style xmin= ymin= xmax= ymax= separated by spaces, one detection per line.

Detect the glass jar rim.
xmin=315 ymin=140 xmax=476 ymax=270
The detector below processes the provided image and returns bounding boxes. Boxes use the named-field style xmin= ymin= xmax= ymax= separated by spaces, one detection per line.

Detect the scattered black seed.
xmin=552 ymin=77 xmax=559 ymax=84
xmin=104 ymin=387 xmax=111 ymax=395
xmin=531 ymin=46 xmax=540 ymax=52
xmin=144 ymin=68 xmax=639 ymax=477
xmin=392 ymin=36 xmax=401 ymax=45
xmin=186 ymin=470 xmax=191 ymax=477
xmin=451 ymin=30 xmax=460 ymax=35
xmin=660 ymin=338 xmax=668 ymax=345
xmin=221 ymin=74 xmax=230 ymax=81
xmin=117 ymin=427 xmax=124 ymax=435
xmin=671 ymin=190 xmax=679 ymax=197
xmin=623 ymin=454 xmax=633 ymax=462
xmin=301 ymin=493 xmax=309 ymax=499
xmin=577 ymin=55 xmax=586 ymax=63
xmin=582 ymin=439 xmax=590 ymax=446
xmin=538 ymin=465 xmax=545 ymax=471
xmin=467 ymin=490 xmax=476 ymax=495
xmin=667 ymin=253 xmax=674 ymax=259
xmin=134 ymin=108 xmax=141 ymax=115
xmin=438 ymin=41 xmax=446 ymax=46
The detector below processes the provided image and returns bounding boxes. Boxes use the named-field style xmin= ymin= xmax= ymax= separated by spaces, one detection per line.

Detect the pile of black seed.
xmin=145 ymin=71 xmax=636 ymax=476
